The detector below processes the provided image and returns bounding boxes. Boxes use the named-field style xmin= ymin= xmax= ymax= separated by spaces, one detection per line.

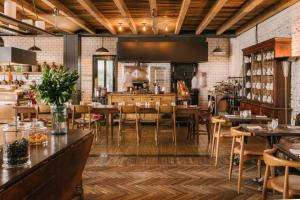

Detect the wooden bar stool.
xmin=156 ymin=105 xmax=176 ymax=146
xmin=210 ymin=116 xmax=226 ymax=166
xmin=228 ymin=126 xmax=266 ymax=194
xmin=118 ymin=105 xmax=140 ymax=146
xmin=262 ymin=148 xmax=300 ymax=199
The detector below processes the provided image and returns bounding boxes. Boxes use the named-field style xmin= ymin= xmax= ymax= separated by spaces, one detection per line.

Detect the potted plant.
xmin=30 ymin=65 xmax=79 ymax=135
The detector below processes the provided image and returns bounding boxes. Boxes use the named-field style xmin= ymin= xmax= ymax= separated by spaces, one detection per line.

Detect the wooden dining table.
xmin=240 ymin=124 xmax=300 ymax=146
xmin=223 ymin=114 xmax=271 ymax=124
xmin=91 ymin=105 xmax=203 ymax=144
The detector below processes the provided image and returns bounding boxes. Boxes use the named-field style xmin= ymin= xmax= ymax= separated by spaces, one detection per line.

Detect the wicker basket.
xmin=22 ymin=65 xmax=31 ymax=72
xmin=31 ymin=65 xmax=41 ymax=72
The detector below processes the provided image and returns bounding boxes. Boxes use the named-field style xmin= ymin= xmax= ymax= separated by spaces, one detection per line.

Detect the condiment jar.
xmin=2 ymin=123 xmax=30 ymax=168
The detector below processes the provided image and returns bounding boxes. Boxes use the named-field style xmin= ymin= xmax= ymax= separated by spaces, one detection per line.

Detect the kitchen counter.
xmin=0 ymin=129 xmax=93 ymax=200
xmin=108 ymin=93 xmax=176 ymax=105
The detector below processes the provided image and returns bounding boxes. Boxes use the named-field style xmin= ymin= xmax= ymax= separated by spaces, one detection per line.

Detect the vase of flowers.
xmin=30 ymin=65 xmax=79 ymax=135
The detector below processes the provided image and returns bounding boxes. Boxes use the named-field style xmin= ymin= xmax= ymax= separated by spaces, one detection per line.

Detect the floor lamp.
xmin=282 ymin=60 xmax=290 ymax=125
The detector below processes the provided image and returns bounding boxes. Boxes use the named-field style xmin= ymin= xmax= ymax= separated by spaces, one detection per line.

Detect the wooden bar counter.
xmin=108 ymin=93 xmax=176 ymax=105
xmin=0 ymin=129 xmax=93 ymax=200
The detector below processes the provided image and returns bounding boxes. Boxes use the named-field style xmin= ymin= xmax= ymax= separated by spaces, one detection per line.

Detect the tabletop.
xmin=240 ymin=124 xmax=300 ymax=137
xmin=223 ymin=114 xmax=271 ymax=123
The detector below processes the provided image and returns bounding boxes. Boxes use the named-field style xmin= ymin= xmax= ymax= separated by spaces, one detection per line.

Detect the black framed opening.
xmin=92 ymin=55 xmax=117 ymax=95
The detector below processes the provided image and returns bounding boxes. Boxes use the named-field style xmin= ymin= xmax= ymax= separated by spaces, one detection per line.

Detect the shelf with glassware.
xmin=241 ymin=37 xmax=291 ymax=123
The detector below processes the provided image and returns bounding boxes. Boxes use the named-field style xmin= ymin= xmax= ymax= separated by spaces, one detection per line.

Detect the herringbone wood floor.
xmin=83 ymin=125 xmax=280 ymax=200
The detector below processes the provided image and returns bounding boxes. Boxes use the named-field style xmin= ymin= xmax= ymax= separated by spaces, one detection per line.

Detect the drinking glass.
xmin=271 ymin=119 xmax=278 ymax=130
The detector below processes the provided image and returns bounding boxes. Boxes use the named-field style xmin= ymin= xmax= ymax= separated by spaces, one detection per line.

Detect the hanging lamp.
xmin=0 ymin=36 xmax=4 ymax=47
xmin=212 ymin=38 xmax=225 ymax=56
xmin=28 ymin=0 xmax=41 ymax=52
xmin=96 ymin=37 xmax=109 ymax=53
xmin=28 ymin=36 xmax=41 ymax=51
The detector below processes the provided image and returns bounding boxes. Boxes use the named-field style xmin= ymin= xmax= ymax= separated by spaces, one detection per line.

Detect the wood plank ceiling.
xmin=0 ymin=0 xmax=299 ymax=36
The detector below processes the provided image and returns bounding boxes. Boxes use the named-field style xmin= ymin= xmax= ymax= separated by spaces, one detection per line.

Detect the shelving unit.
xmin=241 ymin=38 xmax=292 ymax=123
xmin=0 ymin=72 xmax=42 ymax=75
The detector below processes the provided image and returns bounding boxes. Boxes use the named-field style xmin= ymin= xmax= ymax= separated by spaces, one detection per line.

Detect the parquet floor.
xmin=83 ymin=125 xmax=280 ymax=200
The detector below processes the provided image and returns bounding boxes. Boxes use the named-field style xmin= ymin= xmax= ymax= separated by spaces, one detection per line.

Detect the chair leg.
xmin=262 ymin=165 xmax=269 ymax=200
xmin=136 ymin=119 xmax=140 ymax=146
xmin=237 ymin=153 xmax=244 ymax=194
xmin=155 ymin=121 xmax=159 ymax=146
xmin=215 ymin=135 xmax=220 ymax=166
xmin=118 ymin=120 xmax=122 ymax=147
xmin=257 ymin=160 xmax=262 ymax=178
xmin=210 ymin=135 xmax=215 ymax=158
xmin=228 ymin=137 xmax=235 ymax=181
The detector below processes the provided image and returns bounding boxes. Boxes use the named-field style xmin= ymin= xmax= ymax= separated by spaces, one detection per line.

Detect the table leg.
xmin=110 ymin=113 xmax=114 ymax=141
xmin=195 ymin=113 xmax=199 ymax=145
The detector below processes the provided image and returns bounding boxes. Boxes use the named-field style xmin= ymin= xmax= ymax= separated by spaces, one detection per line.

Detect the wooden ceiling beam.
xmin=41 ymin=0 xmax=95 ymax=34
xmin=113 ymin=0 xmax=137 ymax=34
xmin=236 ymin=0 xmax=300 ymax=35
xmin=175 ymin=0 xmax=191 ymax=34
xmin=10 ymin=0 xmax=73 ymax=34
xmin=195 ymin=0 xmax=228 ymax=35
xmin=149 ymin=0 xmax=158 ymax=34
xmin=76 ymin=0 xmax=116 ymax=34
xmin=217 ymin=0 xmax=263 ymax=35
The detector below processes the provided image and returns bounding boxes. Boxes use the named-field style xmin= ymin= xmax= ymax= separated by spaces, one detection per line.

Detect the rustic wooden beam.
xmin=236 ymin=0 xmax=300 ymax=35
xmin=149 ymin=0 xmax=158 ymax=34
xmin=10 ymin=0 xmax=73 ymax=33
xmin=216 ymin=0 xmax=263 ymax=35
xmin=76 ymin=0 xmax=116 ymax=34
xmin=195 ymin=0 xmax=228 ymax=35
xmin=113 ymin=0 xmax=137 ymax=34
xmin=41 ymin=0 xmax=95 ymax=34
xmin=175 ymin=0 xmax=191 ymax=34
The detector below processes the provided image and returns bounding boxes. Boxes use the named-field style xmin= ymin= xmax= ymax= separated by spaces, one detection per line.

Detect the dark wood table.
xmin=0 ymin=129 xmax=93 ymax=200
xmin=223 ymin=114 xmax=271 ymax=124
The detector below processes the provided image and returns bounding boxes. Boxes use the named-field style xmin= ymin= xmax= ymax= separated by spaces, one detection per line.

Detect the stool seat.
xmin=271 ymin=175 xmax=300 ymax=196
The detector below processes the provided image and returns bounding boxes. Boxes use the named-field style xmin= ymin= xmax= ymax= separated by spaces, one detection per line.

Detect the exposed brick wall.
xmin=231 ymin=1 xmax=300 ymax=123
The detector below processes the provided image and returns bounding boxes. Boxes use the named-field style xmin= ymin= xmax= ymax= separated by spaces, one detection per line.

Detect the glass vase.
xmin=50 ymin=105 xmax=68 ymax=135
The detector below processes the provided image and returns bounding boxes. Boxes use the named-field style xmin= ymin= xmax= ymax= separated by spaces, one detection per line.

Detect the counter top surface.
xmin=0 ymin=129 xmax=92 ymax=190
xmin=108 ymin=93 xmax=176 ymax=96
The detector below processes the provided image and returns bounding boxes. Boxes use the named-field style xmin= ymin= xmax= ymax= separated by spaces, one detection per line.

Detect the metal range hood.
xmin=0 ymin=47 xmax=37 ymax=65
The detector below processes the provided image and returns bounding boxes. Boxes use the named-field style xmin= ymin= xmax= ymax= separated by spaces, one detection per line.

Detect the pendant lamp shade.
xmin=212 ymin=38 xmax=225 ymax=56
xmin=96 ymin=37 xmax=109 ymax=53
xmin=28 ymin=37 xmax=41 ymax=52
xmin=0 ymin=36 xmax=4 ymax=47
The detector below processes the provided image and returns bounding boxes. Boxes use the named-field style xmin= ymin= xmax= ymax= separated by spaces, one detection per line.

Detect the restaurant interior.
xmin=0 ymin=0 xmax=300 ymax=199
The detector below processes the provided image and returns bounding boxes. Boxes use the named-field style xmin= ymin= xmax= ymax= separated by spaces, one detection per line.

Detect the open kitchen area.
xmin=1 ymin=0 xmax=300 ymax=199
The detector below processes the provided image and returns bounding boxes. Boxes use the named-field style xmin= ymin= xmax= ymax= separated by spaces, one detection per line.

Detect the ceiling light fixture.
xmin=28 ymin=37 xmax=41 ymax=51
xmin=96 ymin=37 xmax=109 ymax=53
xmin=118 ymin=23 xmax=123 ymax=31
xmin=165 ymin=26 xmax=168 ymax=32
xmin=53 ymin=7 xmax=59 ymax=17
xmin=212 ymin=38 xmax=225 ymax=56
xmin=142 ymin=23 xmax=147 ymax=32
xmin=0 ymin=36 xmax=4 ymax=47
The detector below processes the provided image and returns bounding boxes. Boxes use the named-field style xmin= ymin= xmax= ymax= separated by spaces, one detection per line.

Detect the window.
xmin=93 ymin=56 xmax=116 ymax=93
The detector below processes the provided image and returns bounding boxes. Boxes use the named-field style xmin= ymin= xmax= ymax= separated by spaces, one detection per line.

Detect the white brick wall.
xmin=2 ymin=36 xmax=63 ymax=64
xmin=81 ymin=37 xmax=117 ymax=102
xmin=231 ymin=1 xmax=300 ymax=122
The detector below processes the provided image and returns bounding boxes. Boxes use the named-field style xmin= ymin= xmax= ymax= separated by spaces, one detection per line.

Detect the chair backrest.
xmin=263 ymin=148 xmax=300 ymax=168
xmin=217 ymin=98 xmax=229 ymax=113
xmin=73 ymin=105 xmax=90 ymax=114
xmin=230 ymin=126 xmax=252 ymax=137
xmin=37 ymin=105 xmax=51 ymax=114
xmin=119 ymin=105 xmax=137 ymax=114
xmin=159 ymin=105 xmax=175 ymax=114
xmin=211 ymin=116 xmax=226 ymax=124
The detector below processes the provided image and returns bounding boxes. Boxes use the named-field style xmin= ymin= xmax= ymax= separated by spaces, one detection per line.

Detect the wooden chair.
xmin=210 ymin=116 xmax=226 ymax=166
xmin=118 ymin=105 xmax=140 ymax=146
xmin=36 ymin=105 xmax=51 ymax=126
xmin=262 ymin=148 xmax=300 ymax=200
xmin=71 ymin=105 xmax=98 ymax=138
xmin=228 ymin=126 xmax=266 ymax=194
xmin=156 ymin=105 xmax=176 ymax=146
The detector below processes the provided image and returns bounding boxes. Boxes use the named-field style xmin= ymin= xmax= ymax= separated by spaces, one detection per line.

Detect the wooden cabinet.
xmin=108 ymin=93 xmax=176 ymax=105
xmin=242 ymin=38 xmax=291 ymax=124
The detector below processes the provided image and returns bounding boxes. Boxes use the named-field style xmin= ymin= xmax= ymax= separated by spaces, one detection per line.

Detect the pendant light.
xmin=28 ymin=0 xmax=41 ymax=52
xmin=212 ymin=38 xmax=225 ymax=56
xmin=28 ymin=36 xmax=41 ymax=51
xmin=0 ymin=36 xmax=4 ymax=47
xmin=96 ymin=37 xmax=109 ymax=53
